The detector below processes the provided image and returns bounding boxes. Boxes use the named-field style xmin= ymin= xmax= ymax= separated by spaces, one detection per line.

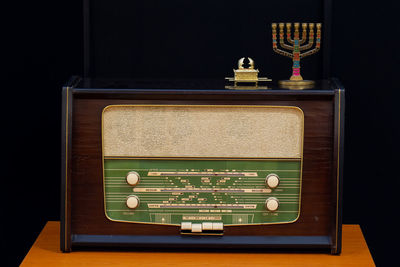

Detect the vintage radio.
xmin=61 ymin=77 xmax=344 ymax=254
xmin=61 ymin=0 xmax=343 ymax=254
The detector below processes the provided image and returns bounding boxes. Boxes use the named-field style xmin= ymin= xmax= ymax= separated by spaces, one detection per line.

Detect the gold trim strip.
xmin=104 ymin=156 xmax=302 ymax=161
xmin=64 ymin=86 xmax=69 ymax=249
xmin=335 ymin=89 xmax=342 ymax=253
xmin=102 ymin=104 xmax=304 ymax=111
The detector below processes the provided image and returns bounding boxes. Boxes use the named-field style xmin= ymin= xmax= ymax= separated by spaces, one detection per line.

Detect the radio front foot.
xmin=181 ymin=222 xmax=224 ymax=235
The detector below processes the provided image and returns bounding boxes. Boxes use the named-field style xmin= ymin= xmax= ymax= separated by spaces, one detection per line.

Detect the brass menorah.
xmin=272 ymin=22 xmax=321 ymax=87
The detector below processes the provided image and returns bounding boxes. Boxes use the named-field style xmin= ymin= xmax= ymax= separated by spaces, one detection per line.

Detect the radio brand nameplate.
xmin=102 ymin=105 xmax=304 ymax=227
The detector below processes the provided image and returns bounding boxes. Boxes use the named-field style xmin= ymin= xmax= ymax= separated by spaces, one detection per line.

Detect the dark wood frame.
xmin=61 ymin=78 xmax=344 ymax=254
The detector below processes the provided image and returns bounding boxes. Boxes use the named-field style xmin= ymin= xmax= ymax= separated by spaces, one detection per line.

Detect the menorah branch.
xmin=299 ymin=23 xmax=308 ymax=45
xmin=273 ymin=47 xmax=294 ymax=58
xmin=300 ymin=46 xmax=320 ymax=58
xmin=279 ymin=39 xmax=294 ymax=51
xmin=284 ymin=23 xmax=294 ymax=45
xmin=276 ymin=23 xmax=293 ymax=50
xmin=301 ymin=23 xmax=321 ymax=55
xmin=272 ymin=23 xmax=293 ymax=58
xmin=300 ymin=23 xmax=315 ymax=51
xmin=300 ymin=41 xmax=314 ymax=51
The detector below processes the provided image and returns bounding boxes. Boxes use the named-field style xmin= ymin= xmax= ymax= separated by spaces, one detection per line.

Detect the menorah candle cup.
xmin=272 ymin=22 xmax=322 ymax=89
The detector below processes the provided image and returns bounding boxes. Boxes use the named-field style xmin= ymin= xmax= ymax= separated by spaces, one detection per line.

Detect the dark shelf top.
xmin=69 ymin=77 xmax=342 ymax=95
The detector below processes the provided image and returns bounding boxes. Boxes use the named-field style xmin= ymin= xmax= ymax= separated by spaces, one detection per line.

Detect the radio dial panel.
xmin=102 ymin=105 xmax=304 ymax=228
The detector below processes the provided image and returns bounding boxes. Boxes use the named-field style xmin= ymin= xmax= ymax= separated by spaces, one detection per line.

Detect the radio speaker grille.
xmin=102 ymin=105 xmax=303 ymax=158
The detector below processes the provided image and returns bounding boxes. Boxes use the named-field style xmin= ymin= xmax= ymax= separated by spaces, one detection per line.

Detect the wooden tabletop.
xmin=21 ymin=222 xmax=375 ymax=266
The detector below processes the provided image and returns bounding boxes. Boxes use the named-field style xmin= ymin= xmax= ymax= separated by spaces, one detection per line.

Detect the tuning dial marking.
xmin=265 ymin=197 xmax=279 ymax=211
xmin=126 ymin=195 xmax=140 ymax=209
xmin=126 ymin=171 xmax=140 ymax=186
xmin=265 ymin=173 xmax=280 ymax=189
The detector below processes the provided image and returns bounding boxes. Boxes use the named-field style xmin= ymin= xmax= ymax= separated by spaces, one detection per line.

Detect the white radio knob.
xmin=265 ymin=174 xmax=280 ymax=189
xmin=126 ymin=171 xmax=140 ymax=186
xmin=265 ymin=197 xmax=279 ymax=211
xmin=126 ymin=195 xmax=140 ymax=209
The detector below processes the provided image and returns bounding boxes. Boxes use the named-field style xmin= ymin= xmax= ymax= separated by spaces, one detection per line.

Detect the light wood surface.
xmin=21 ymin=222 xmax=375 ymax=266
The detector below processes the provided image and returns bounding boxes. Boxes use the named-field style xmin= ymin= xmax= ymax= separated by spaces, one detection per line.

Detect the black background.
xmin=2 ymin=1 xmax=399 ymax=266
xmin=85 ymin=1 xmax=324 ymax=80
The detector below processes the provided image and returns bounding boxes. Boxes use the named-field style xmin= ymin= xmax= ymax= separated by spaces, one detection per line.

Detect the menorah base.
xmin=278 ymin=80 xmax=315 ymax=90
